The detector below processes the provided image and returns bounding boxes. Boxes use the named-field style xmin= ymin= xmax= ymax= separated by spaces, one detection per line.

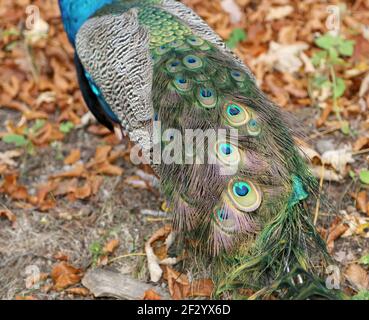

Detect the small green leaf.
xmin=315 ymin=34 xmax=339 ymax=50
xmin=338 ymin=39 xmax=355 ymax=57
xmin=333 ymin=77 xmax=346 ymax=98
xmin=59 ymin=121 xmax=74 ymax=134
xmin=328 ymin=47 xmax=338 ymax=60
xmin=340 ymin=121 xmax=350 ymax=135
xmin=359 ymin=254 xmax=369 ymax=265
xmin=2 ymin=134 xmax=28 ymax=147
xmin=226 ymin=28 xmax=247 ymax=49
xmin=359 ymin=170 xmax=369 ymax=185
xmin=349 ymin=170 xmax=356 ymax=179
xmin=311 ymin=51 xmax=327 ymax=66
xmin=312 ymin=75 xmax=329 ymax=88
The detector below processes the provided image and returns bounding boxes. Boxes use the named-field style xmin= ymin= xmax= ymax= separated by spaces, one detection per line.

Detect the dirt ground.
xmin=1 ymin=0 xmax=369 ymax=300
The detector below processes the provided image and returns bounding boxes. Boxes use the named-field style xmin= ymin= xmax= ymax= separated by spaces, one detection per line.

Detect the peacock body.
xmin=59 ymin=0 xmax=332 ymax=298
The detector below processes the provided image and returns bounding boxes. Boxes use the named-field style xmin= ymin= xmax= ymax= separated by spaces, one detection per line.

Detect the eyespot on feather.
xmin=230 ymin=70 xmax=246 ymax=82
xmin=224 ymin=102 xmax=250 ymax=127
xmin=172 ymin=75 xmax=192 ymax=93
xmin=197 ymin=87 xmax=217 ymax=108
xmin=186 ymin=35 xmax=205 ymax=47
xmin=227 ymin=180 xmax=262 ymax=212
xmin=183 ymin=55 xmax=203 ymax=70
xmin=166 ymin=59 xmax=182 ymax=73
xmin=247 ymin=119 xmax=262 ymax=136
xmin=214 ymin=141 xmax=241 ymax=167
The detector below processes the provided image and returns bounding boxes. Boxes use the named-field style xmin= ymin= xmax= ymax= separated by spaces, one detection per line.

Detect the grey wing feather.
xmin=75 ymin=8 xmax=153 ymax=151
xmin=159 ymin=0 xmax=255 ymax=82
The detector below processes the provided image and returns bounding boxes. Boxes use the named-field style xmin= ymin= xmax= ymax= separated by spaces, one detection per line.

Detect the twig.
xmin=108 ymin=252 xmax=146 ymax=264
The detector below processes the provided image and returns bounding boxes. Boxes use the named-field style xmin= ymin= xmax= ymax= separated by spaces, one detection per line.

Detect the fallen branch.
xmin=82 ymin=268 xmax=171 ymax=300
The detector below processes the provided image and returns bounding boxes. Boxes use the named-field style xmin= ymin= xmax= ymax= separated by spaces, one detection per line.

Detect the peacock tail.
xmin=58 ymin=0 xmax=335 ymax=298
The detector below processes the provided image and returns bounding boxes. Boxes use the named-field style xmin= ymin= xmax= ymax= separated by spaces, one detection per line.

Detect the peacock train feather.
xmin=59 ymin=0 xmax=340 ymax=299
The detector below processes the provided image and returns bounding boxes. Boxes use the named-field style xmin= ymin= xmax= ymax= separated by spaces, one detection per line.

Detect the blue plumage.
xmin=59 ymin=0 xmax=119 ymax=130
xmin=59 ymin=0 xmax=114 ymax=45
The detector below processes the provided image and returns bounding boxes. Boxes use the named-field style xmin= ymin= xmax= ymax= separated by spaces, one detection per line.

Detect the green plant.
xmin=226 ymin=28 xmax=247 ymax=49
xmin=310 ymin=33 xmax=355 ymax=134
xmin=2 ymin=134 xmax=34 ymax=154
xmin=89 ymin=241 xmax=103 ymax=266
xmin=59 ymin=121 xmax=75 ymax=134
xmin=359 ymin=253 xmax=369 ymax=265
xmin=359 ymin=170 xmax=369 ymax=185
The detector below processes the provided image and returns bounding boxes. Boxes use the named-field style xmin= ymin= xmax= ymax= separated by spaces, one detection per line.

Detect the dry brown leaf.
xmin=89 ymin=175 xmax=104 ymax=195
xmin=0 ymin=149 xmax=23 ymax=167
xmin=354 ymin=136 xmax=369 ymax=151
xmin=103 ymin=239 xmax=120 ymax=254
xmin=143 ymin=289 xmax=162 ymax=300
xmin=0 ymin=209 xmax=16 ymax=227
xmin=188 ymin=279 xmax=214 ymax=298
xmin=166 ymin=266 xmax=190 ymax=300
xmin=95 ymin=162 xmax=124 ymax=176
xmin=64 ymin=149 xmax=81 ymax=165
xmin=65 ymin=287 xmax=90 ymax=296
xmin=94 ymin=145 xmax=112 ymax=163
xmin=0 ymin=174 xmax=29 ymax=201
xmin=52 ymin=164 xmax=85 ymax=178
xmin=145 ymin=225 xmax=172 ymax=282
xmin=327 ymin=223 xmax=349 ymax=253
xmin=345 ymin=264 xmax=369 ymax=291
xmin=51 ymin=262 xmax=83 ymax=290
xmin=356 ymin=191 xmax=368 ymax=214
xmin=74 ymin=181 xmax=92 ymax=199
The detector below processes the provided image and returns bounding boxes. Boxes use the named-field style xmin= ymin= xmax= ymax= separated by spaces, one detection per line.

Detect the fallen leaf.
xmin=0 ymin=174 xmax=29 ymax=201
xmin=143 ymin=289 xmax=162 ymax=300
xmin=266 ymin=6 xmax=294 ymax=21
xmin=145 ymin=225 xmax=172 ymax=283
xmin=345 ymin=264 xmax=369 ymax=291
xmin=253 ymin=41 xmax=309 ymax=74
xmin=220 ymin=0 xmax=242 ymax=24
xmin=103 ymin=239 xmax=120 ymax=254
xmin=0 ymin=209 xmax=16 ymax=227
xmin=51 ymin=262 xmax=83 ymax=290
xmin=95 ymin=162 xmax=123 ymax=176
xmin=321 ymin=147 xmax=355 ymax=176
xmin=74 ymin=181 xmax=92 ymax=199
xmin=0 ymin=149 xmax=23 ymax=166
xmin=353 ymin=136 xmax=369 ymax=152
xmin=357 ymin=191 xmax=368 ymax=214
xmin=327 ymin=223 xmax=349 ymax=253
xmin=166 ymin=266 xmax=190 ymax=300
xmin=65 ymin=287 xmax=90 ymax=296
xmin=64 ymin=149 xmax=81 ymax=165
xmin=52 ymin=164 xmax=85 ymax=178
xmin=189 ymin=279 xmax=214 ymax=298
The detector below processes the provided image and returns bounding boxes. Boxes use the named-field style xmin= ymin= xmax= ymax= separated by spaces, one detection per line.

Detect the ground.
xmin=0 ymin=0 xmax=369 ymax=300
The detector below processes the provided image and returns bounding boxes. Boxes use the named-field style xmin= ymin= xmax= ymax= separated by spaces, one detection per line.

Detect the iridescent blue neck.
xmin=59 ymin=0 xmax=114 ymax=45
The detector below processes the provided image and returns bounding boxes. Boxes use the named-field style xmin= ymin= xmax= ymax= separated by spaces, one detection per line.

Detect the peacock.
xmin=58 ymin=0 xmax=339 ymax=299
